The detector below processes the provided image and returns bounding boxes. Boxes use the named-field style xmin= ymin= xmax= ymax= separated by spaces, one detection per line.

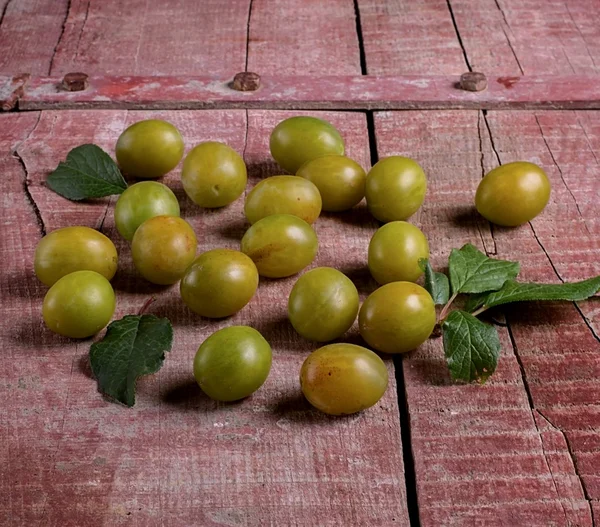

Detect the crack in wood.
xmin=0 ymin=0 xmax=12 ymax=30
xmin=534 ymin=114 xmax=591 ymax=237
xmin=14 ymin=112 xmax=45 ymax=237
xmin=73 ymin=0 xmax=91 ymax=67
xmin=48 ymin=0 xmax=72 ymax=76
xmin=244 ymin=0 xmax=254 ymax=72
xmin=494 ymin=0 xmax=524 ymax=74
xmin=536 ymin=408 xmax=596 ymax=525
xmin=445 ymin=0 xmax=471 ymax=71
xmin=504 ymin=321 xmax=591 ymax=526
xmin=564 ymin=2 xmax=597 ymax=69
xmin=476 ymin=111 xmax=497 ymax=255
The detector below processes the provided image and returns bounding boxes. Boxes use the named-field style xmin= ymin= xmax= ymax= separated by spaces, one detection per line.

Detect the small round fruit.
xmin=475 ymin=161 xmax=551 ymax=226
xmin=368 ymin=221 xmax=429 ymax=284
xmin=288 ymin=267 xmax=359 ymax=342
xmin=131 ymin=216 xmax=197 ymax=285
xmin=244 ymin=175 xmax=322 ymax=224
xmin=181 ymin=249 xmax=258 ymax=318
xmin=359 ymin=282 xmax=436 ymax=354
xmin=116 ymin=119 xmax=184 ymax=179
xmin=297 ymin=155 xmax=366 ymax=211
xmin=181 ymin=141 xmax=247 ymax=208
xmin=193 ymin=326 xmax=272 ymax=402
xmin=34 ymin=226 xmax=118 ymax=287
xmin=42 ymin=270 xmax=116 ymax=338
xmin=365 ymin=156 xmax=427 ymax=222
xmin=300 ymin=343 xmax=388 ymax=415
xmin=269 ymin=116 xmax=345 ymax=174
xmin=241 ymin=214 xmax=318 ymax=278
xmin=114 ymin=181 xmax=180 ymax=241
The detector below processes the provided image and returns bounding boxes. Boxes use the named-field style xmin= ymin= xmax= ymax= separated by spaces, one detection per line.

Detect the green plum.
xmin=240 ymin=214 xmax=318 ymax=278
xmin=114 ymin=181 xmax=180 ymax=241
xmin=296 ymin=155 xmax=366 ymax=211
xmin=244 ymin=175 xmax=322 ymax=224
xmin=269 ymin=116 xmax=345 ymax=174
xmin=365 ymin=156 xmax=427 ymax=222
xmin=116 ymin=119 xmax=184 ymax=179
xmin=300 ymin=343 xmax=388 ymax=415
xmin=368 ymin=221 xmax=429 ymax=284
xmin=181 ymin=141 xmax=247 ymax=208
xmin=34 ymin=226 xmax=118 ymax=287
xmin=359 ymin=281 xmax=436 ymax=354
xmin=131 ymin=216 xmax=197 ymax=285
xmin=475 ymin=161 xmax=551 ymax=226
xmin=180 ymin=249 xmax=259 ymax=318
xmin=193 ymin=326 xmax=272 ymax=401
xmin=288 ymin=267 xmax=359 ymax=342
xmin=43 ymin=270 xmax=116 ymax=338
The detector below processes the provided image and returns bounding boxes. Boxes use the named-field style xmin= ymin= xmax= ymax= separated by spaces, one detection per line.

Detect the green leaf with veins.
xmin=47 ymin=144 xmax=127 ymax=200
xmin=449 ymin=244 xmax=520 ymax=295
xmin=442 ymin=310 xmax=500 ymax=384
xmin=419 ymin=258 xmax=450 ymax=305
xmin=476 ymin=276 xmax=600 ymax=310
xmin=90 ymin=315 xmax=173 ymax=407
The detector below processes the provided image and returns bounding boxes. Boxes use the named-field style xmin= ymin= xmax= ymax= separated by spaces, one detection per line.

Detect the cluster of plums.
xmin=35 ymin=116 xmax=551 ymax=414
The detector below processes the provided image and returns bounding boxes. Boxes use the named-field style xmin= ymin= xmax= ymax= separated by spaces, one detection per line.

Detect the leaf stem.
xmin=439 ymin=292 xmax=458 ymax=322
xmin=138 ymin=297 xmax=156 ymax=316
xmin=471 ymin=305 xmax=488 ymax=318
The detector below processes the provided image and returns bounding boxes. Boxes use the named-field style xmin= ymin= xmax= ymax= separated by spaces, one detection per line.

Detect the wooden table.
xmin=1 ymin=1 xmax=599 ymax=525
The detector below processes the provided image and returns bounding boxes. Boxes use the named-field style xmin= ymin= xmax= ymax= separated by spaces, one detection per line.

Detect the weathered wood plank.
xmin=374 ymin=109 xmax=597 ymax=526
xmin=482 ymin=110 xmax=600 ymax=510
xmin=49 ymin=0 xmax=250 ymax=76
xmin=451 ymin=0 xmax=600 ymax=75
xmin=247 ymin=0 xmax=361 ymax=75
xmin=357 ymin=0 xmax=467 ymax=74
xmin=0 ymin=0 xmax=68 ymax=75
xmin=5 ymin=74 xmax=599 ymax=111
xmin=1 ymin=109 xmax=408 ymax=525
xmin=358 ymin=0 xmax=600 ymax=77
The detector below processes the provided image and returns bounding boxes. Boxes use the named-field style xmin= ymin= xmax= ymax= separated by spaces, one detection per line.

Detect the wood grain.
xmin=49 ymin=0 xmax=250 ymax=76
xmin=450 ymin=0 xmax=600 ymax=75
xmin=1 ymin=109 xmax=408 ymax=526
xmin=374 ymin=109 xmax=599 ymax=526
xmin=5 ymin=74 xmax=600 ymax=111
xmin=247 ymin=0 xmax=361 ymax=75
xmin=0 ymin=0 xmax=68 ymax=75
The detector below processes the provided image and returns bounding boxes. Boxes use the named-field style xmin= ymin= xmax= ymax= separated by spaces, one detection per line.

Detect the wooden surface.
xmin=1 ymin=0 xmax=600 ymax=525
xmin=2 ymin=74 xmax=600 ymax=111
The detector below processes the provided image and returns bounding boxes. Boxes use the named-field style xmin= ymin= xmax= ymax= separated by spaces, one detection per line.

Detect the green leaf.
xmin=47 ymin=144 xmax=127 ymax=201
xmin=479 ymin=276 xmax=600 ymax=309
xmin=90 ymin=315 xmax=173 ymax=407
xmin=464 ymin=292 xmax=488 ymax=313
xmin=419 ymin=258 xmax=450 ymax=305
xmin=442 ymin=310 xmax=501 ymax=384
xmin=449 ymin=244 xmax=520 ymax=294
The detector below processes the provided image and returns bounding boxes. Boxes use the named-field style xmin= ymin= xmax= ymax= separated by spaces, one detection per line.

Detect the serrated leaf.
xmin=478 ymin=276 xmax=600 ymax=309
xmin=47 ymin=144 xmax=127 ymax=200
xmin=90 ymin=315 xmax=173 ymax=407
xmin=442 ymin=310 xmax=500 ymax=383
xmin=419 ymin=258 xmax=450 ymax=305
xmin=449 ymin=244 xmax=520 ymax=294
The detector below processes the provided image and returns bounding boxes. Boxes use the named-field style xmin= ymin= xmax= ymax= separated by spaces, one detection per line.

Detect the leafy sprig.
xmin=424 ymin=244 xmax=600 ymax=384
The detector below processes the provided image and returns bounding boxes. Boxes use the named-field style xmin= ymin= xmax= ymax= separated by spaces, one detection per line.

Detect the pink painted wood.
xmin=1 ymin=74 xmax=598 ymax=111
xmin=374 ymin=109 xmax=600 ymax=525
xmin=1 ymin=109 xmax=408 ymax=526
